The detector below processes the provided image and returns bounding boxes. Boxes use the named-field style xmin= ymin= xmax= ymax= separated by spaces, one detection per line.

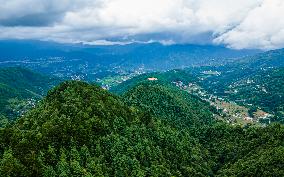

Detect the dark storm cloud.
xmin=0 ymin=0 xmax=88 ymax=27
xmin=0 ymin=13 xmax=62 ymax=27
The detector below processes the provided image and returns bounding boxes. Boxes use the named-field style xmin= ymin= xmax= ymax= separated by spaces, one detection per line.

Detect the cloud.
xmin=214 ymin=0 xmax=284 ymax=50
xmin=0 ymin=0 xmax=92 ymax=26
xmin=0 ymin=0 xmax=283 ymax=50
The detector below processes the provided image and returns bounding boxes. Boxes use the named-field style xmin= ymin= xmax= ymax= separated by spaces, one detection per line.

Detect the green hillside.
xmin=0 ymin=80 xmax=283 ymax=176
xmin=110 ymin=69 xmax=196 ymax=95
xmin=192 ymin=48 xmax=284 ymax=94
xmin=0 ymin=81 xmax=213 ymax=176
xmin=0 ymin=67 xmax=60 ymax=119
xmin=193 ymin=66 xmax=284 ymax=122
xmin=123 ymin=80 xmax=284 ymax=175
xmin=123 ymin=81 xmax=214 ymax=129
xmin=199 ymin=122 xmax=284 ymax=176
xmin=232 ymin=48 xmax=284 ymax=69
xmin=228 ymin=68 xmax=284 ymax=122
xmin=188 ymin=48 xmax=284 ymax=124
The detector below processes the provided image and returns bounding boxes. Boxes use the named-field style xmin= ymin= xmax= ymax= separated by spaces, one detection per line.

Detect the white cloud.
xmin=0 ymin=0 xmax=283 ymax=50
xmin=214 ymin=0 xmax=284 ymax=50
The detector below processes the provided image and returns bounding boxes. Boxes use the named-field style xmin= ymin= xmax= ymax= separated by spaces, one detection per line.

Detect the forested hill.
xmin=110 ymin=69 xmax=195 ymax=95
xmin=0 ymin=81 xmax=214 ymax=176
xmin=123 ymin=81 xmax=214 ymax=129
xmin=0 ymin=80 xmax=283 ymax=176
xmin=0 ymin=67 xmax=60 ymax=119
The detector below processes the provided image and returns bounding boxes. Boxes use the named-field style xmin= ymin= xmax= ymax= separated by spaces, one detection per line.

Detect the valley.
xmin=0 ymin=40 xmax=258 ymax=80
xmin=1 ymin=1 xmax=284 ymax=176
xmin=0 ymin=41 xmax=283 ymax=176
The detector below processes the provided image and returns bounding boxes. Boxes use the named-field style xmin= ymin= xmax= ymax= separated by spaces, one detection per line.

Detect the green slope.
xmin=188 ymin=48 xmax=284 ymax=123
xmin=196 ymin=67 xmax=284 ymax=122
xmin=119 ymin=74 xmax=284 ymax=176
xmin=0 ymin=81 xmax=213 ymax=176
xmin=199 ymin=123 xmax=284 ymax=176
xmin=0 ymin=80 xmax=283 ymax=176
xmin=123 ymin=81 xmax=214 ymax=129
xmin=110 ymin=69 xmax=196 ymax=95
xmin=232 ymin=48 xmax=284 ymax=69
xmin=227 ymin=68 xmax=284 ymax=121
xmin=0 ymin=67 xmax=60 ymax=119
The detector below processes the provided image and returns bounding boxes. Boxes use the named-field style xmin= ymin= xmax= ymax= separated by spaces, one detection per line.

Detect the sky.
xmin=0 ymin=0 xmax=283 ymax=50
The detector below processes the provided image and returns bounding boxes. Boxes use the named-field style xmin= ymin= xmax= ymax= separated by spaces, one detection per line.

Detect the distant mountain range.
xmin=0 ymin=40 xmax=259 ymax=73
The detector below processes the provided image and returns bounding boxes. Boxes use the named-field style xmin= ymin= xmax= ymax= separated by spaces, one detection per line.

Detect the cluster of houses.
xmin=172 ymin=80 xmax=273 ymax=125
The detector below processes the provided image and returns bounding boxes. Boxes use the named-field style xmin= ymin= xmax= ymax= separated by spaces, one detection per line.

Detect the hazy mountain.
xmin=231 ymin=48 xmax=284 ymax=69
xmin=0 ymin=40 xmax=259 ymax=73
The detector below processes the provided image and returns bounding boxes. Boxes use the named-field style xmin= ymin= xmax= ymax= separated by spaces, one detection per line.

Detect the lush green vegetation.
xmin=228 ymin=68 xmax=284 ymax=122
xmin=0 ymin=81 xmax=213 ymax=176
xmin=198 ymin=122 xmax=284 ymax=176
xmin=0 ymin=80 xmax=283 ymax=176
xmin=1 ymin=39 xmax=284 ymax=177
xmin=123 ymin=81 xmax=214 ymax=129
xmin=0 ymin=67 xmax=60 ymax=119
xmin=232 ymin=48 xmax=284 ymax=69
xmin=193 ymin=66 xmax=284 ymax=123
xmin=1 ymin=49 xmax=284 ymax=176
xmin=110 ymin=69 xmax=196 ymax=95
xmin=122 ymin=80 xmax=284 ymax=176
xmin=187 ymin=49 xmax=284 ymax=123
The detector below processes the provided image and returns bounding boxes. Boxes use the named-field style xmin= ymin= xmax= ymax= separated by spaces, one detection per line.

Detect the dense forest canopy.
xmin=110 ymin=69 xmax=195 ymax=95
xmin=123 ymin=81 xmax=214 ymax=128
xmin=0 ymin=80 xmax=283 ymax=176
xmin=0 ymin=81 xmax=214 ymax=176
